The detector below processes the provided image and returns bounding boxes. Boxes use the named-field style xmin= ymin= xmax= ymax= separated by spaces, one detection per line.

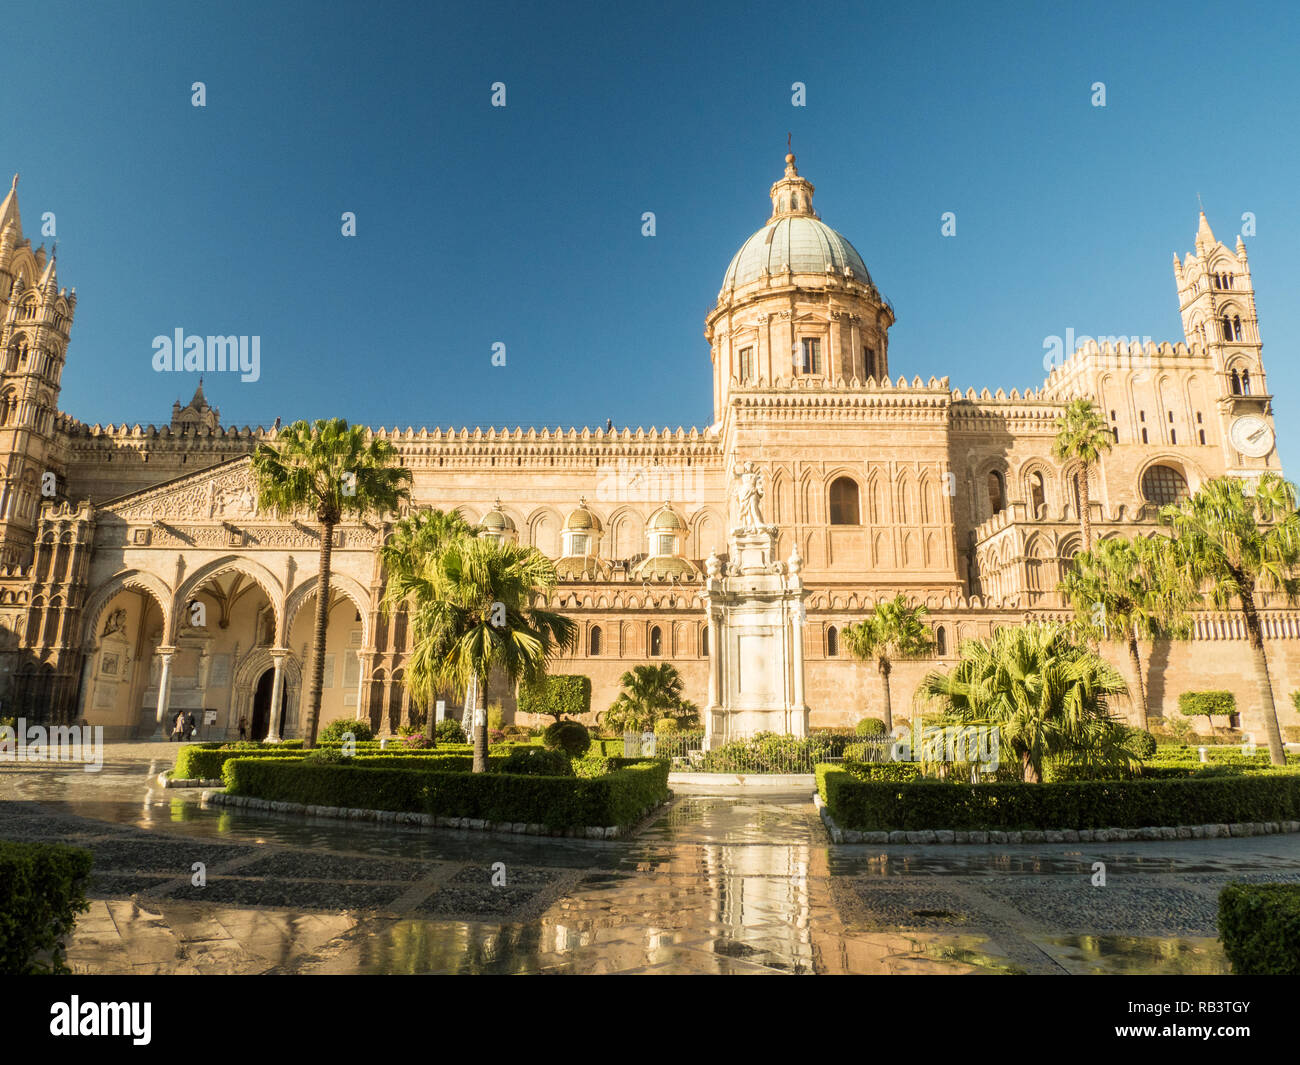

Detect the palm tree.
xmin=380 ymin=509 xmax=480 ymax=739
xmin=919 ymin=622 xmax=1131 ymax=782
xmin=1052 ymin=397 xmax=1113 ymax=553
xmin=401 ymin=536 xmax=576 ymax=772
xmin=1161 ymin=473 xmax=1300 ymax=765
xmin=1059 ymin=533 xmax=1190 ymax=730
xmin=842 ymin=594 xmax=934 ymax=732
xmin=253 ymin=419 xmax=410 ymax=748
xmin=605 ymin=664 xmax=691 ymax=732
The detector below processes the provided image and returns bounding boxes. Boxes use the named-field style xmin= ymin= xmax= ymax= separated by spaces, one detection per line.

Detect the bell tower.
xmin=1173 ymin=212 xmax=1276 ymax=474
xmin=0 ymin=174 xmax=75 ymax=565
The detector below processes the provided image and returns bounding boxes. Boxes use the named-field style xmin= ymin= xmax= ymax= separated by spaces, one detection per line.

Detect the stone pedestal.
xmin=702 ymin=527 xmax=808 ymax=748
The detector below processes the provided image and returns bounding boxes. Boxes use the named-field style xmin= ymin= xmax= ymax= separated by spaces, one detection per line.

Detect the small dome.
xmin=555 ymin=555 xmax=610 ymax=580
xmin=722 ymin=215 xmax=870 ymax=292
xmin=632 ymin=555 xmax=699 ymax=581
xmin=649 ymin=503 xmax=685 ymax=531
xmin=564 ymin=499 xmax=602 ymax=532
xmin=481 ymin=502 xmax=515 ymax=532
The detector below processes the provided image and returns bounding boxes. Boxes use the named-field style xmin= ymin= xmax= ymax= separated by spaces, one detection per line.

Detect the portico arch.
xmin=172 ymin=556 xmax=284 ymax=642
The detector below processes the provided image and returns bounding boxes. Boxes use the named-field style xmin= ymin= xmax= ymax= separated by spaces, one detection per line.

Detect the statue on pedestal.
xmin=731 ymin=457 xmax=766 ymax=532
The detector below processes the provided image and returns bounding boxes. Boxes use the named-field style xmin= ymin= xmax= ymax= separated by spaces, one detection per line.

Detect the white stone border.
xmin=160 ymin=772 xmax=223 ymax=789
xmin=813 ymin=792 xmax=1300 ymax=844
xmin=203 ymin=789 xmax=666 ymax=840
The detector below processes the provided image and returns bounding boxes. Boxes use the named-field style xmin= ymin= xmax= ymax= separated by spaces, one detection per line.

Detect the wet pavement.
xmin=2 ymin=742 xmax=1299 ymax=974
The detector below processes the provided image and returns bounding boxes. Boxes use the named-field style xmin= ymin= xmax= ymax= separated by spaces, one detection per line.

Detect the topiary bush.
xmin=1179 ymin=691 xmax=1236 ymax=731
xmin=434 ymin=718 xmax=466 ymax=744
xmin=1219 ymin=883 xmax=1300 ymax=974
xmin=519 ymin=674 xmax=592 ymax=722
xmin=497 ymin=746 xmax=573 ymax=777
xmin=0 ymin=841 xmax=93 ymax=975
xmin=318 ymin=718 xmax=376 ymax=744
xmin=543 ymin=719 xmax=591 ymax=758
xmin=653 ymin=718 xmax=678 ymax=735
xmin=855 ymin=717 xmax=888 ymax=738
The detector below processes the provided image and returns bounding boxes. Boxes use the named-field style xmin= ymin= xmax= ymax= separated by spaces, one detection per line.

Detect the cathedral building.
xmin=0 ymin=157 xmax=1292 ymax=741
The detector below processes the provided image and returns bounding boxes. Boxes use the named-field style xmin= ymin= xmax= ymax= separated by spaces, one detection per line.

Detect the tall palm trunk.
xmin=472 ymin=670 xmax=489 ymax=773
xmin=304 ymin=521 xmax=335 ymax=749
xmin=1240 ymin=583 xmax=1286 ymax=766
xmin=1127 ymin=624 xmax=1148 ymax=731
xmin=878 ymin=657 xmax=893 ymax=732
xmin=1078 ymin=462 xmax=1093 ymax=553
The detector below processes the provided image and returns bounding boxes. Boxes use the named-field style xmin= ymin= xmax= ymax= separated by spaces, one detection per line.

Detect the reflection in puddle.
xmin=1039 ymin=934 xmax=1228 ymax=974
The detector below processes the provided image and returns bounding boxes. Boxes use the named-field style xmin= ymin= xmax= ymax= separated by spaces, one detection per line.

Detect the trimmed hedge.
xmin=222 ymin=757 xmax=669 ymax=829
xmin=543 ymin=720 xmax=591 ymax=757
xmin=1218 ymin=883 xmax=1300 ymax=975
xmin=0 ymin=841 xmax=93 ymax=975
xmin=174 ymin=743 xmax=474 ymax=780
xmin=817 ymin=764 xmax=1300 ymax=832
xmin=518 ymin=674 xmax=591 ymax=721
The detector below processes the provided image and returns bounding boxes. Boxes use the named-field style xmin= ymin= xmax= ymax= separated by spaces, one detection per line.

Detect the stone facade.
xmin=0 ymin=158 xmax=1293 ymax=740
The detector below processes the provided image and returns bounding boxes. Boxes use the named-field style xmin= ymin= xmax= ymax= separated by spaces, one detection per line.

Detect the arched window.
xmin=1221 ymin=315 xmax=1232 ymax=341
xmin=935 ymin=625 xmax=947 ymax=656
xmin=649 ymin=625 xmax=663 ymax=657
xmin=1242 ymin=370 xmax=1251 ymax=395
xmin=589 ymin=625 xmax=603 ymax=656
xmin=829 ymin=477 xmax=860 ymax=525
xmin=1141 ymin=464 xmax=1190 ymax=505
xmin=826 ymin=625 xmax=839 ymax=657
xmin=1027 ymin=471 xmax=1046 ymax=518
xmin=1232 ymin=315 xmax=1243 ymax=340
xmin=987 ymin=470 xmax=1005 ymax=516
xmin=1231 ymin=369 xmax=1242 ymax=395
xmin=701 ymin=626 xmax=709 ymax=657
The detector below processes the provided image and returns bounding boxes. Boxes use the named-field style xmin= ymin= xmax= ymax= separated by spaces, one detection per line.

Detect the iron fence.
xmin=624 ymin=729 xmax=888 ymax=774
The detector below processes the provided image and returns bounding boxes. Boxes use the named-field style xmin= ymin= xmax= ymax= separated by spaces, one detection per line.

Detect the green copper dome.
xmin=721 ymin=215 xmax=871 ymax=292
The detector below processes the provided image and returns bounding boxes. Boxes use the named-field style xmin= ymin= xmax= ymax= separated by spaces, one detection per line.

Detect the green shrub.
xmin=543 ymin=720 xmax=591 ymax=758
xmin=0 ymin=841 xmax=93 ymax=974
xmin=817 ymin=764 xmax=1300 ymax=832
xmin=1218 ymin=883 xmax=1300 ymax=975
xmin=499 ymin=747 xmax=573 ymax=777
xmin=435 ymin=718 xmax=467 ymax=744
xmin=318 ymin=718 xmax=376 ymax=743
xmin=855 ymin=717 xmax=888 ymax=738
xmin=222 ymin=757 xmax=669 ymax=829
xmin=654 ymin=718 xmax=678 ymax=735
xmin=1179 ymin=691 xmax=1236 ymax=727
xmin=1128 ymin=728 xmax=1158 ymax=759
xmin=519 ymin=674 xmax=592 ymax=722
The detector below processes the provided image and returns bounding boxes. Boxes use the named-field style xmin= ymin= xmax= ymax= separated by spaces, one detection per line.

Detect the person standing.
xmin=187 ymin=712 xmax=198 ymax=740
xmin=171 ymin=712 xmax=185 ymax=742
xmin=238 ymin=715 xmax=248 ymax=741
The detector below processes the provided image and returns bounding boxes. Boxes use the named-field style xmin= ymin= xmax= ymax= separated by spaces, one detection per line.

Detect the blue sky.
xmin=3 ymin=0 xmax=1298 ymax=466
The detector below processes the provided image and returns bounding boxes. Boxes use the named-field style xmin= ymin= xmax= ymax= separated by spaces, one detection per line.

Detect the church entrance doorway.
xmin=250 ymin=667 xmax=287 ymax=741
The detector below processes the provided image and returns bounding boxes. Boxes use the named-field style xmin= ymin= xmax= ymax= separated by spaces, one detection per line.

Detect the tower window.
xmin=1199 ymin=429 xmax=1206 ymax=445
xmin=987 ymin=470 xmax=1005 ymax=516
xmin=1168 ymin=411 xmax=1174 ymax=422
xmin=1231 ymin=370 xmax=1242 ymax=395
xmin=1170 ymin=429 xmax=1177 ymax=444
xmin=701 ymin=626 xmax=709 ymax=657
xmin=1028 ymin=471 xmax=1046 ymax=517
xmin=738 ymin=346 xmax=754 ymax=383
xmin=649 ymin=625 xmax=662 ymax=657
xmin=1196 ymin=412 xmax=1203 ymax=424
xmin=589 ymin=625 xmax=602 ymax=656
xmin=1139 ymin=410 xmax=1145 ymax=422
xmin=1242 ymin=370 xmax=1252 ymax=395
xmin=829 ymin=477 xmax=860 ymax=525
xmin=798 ymin=337 xmax=822 ymax=374
xmin=826 ymin=625 xmax=839 ymax=657
xmin=1232 ymin=315 xmax=1243 ymax=340
xmin=570 ymin=533 xmax=588 ymax=556
xmin=864 ymin=347 xmax=877 ymax=380
xmin=1141 ymin=428 xmax=1149 ymax=444
xmin=935 ymin=626 xmax=947 ymax=656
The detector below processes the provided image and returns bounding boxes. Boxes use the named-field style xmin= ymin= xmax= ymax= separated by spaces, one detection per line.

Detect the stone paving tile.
xmin=86 ymin=838 xmax=257 ymax=874
xmin=997 ymin=886 xmax=1219 ymax=935
xmin=160 ymin=877 xmax=409 ymax=911
xmin=234 ymin=851 xmax=436 ymax=882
